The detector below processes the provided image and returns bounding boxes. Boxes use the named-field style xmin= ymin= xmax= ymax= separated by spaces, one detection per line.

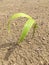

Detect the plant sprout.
xmin=8 ymin=13 xmax=37 ymax=43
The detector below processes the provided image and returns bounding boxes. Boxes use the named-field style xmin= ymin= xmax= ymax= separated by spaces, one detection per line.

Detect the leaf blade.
xmin=19 ymin=18 xmax=35 ymax=42
xmin=7 ymin=13 xmax=36 ymax=43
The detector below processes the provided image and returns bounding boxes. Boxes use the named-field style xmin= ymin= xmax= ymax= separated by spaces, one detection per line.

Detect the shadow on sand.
xmin=0 ymin=42 xmax=21 ymax=60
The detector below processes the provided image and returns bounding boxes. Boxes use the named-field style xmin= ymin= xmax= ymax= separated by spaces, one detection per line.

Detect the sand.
xmin=0 ymin=0 xmax=49 ymax=65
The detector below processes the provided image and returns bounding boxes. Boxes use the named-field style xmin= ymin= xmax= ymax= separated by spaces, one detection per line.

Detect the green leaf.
xmin=10 ymin=13 xmax=31 ymax=20
xmin=7 ymin=13 xmax=36 ymax=43
xmin=19 ymin=18 xmax=35 ymax=42
xmin=8 ymin=13 xmax=31 ymax=33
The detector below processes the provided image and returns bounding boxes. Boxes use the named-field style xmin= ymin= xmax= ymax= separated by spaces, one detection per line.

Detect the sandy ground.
xmin=0 ymin=0 xmax=49 ymax=65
